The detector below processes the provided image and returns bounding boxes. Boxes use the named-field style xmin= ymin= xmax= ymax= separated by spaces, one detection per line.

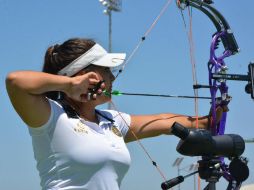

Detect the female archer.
xmin=6 ymin=38 xmax=219 ymax=190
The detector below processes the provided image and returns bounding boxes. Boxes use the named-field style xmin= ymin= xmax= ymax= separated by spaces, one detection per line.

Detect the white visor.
xmin=57 ymin=43 xmax=126 ymax=76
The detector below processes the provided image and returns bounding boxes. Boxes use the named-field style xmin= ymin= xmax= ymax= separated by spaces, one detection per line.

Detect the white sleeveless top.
xmin=28 ymin=99 xmax=131 ymax=190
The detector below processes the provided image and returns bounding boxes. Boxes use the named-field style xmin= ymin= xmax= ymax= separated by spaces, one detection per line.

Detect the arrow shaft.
xmin=119 ymin=92 xmax=211 ymax=100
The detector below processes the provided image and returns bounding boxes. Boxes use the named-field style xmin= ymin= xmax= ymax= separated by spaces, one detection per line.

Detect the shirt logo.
xmin=74 ymin=121 xmax=89 ymax=134
xmin=111 ymin=125 xmax=122 ymax=137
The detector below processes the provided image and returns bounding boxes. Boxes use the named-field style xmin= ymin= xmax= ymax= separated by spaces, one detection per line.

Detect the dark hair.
xmin=42 ymin=38 xmax=96 ymax=100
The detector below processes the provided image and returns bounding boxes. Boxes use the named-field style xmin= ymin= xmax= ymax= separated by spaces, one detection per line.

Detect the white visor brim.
xmin=57 ymin=43 xmax=126 ymax=76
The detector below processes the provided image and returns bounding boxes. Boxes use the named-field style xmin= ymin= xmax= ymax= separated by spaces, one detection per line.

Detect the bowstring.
xmin=109 ymin=100 xmax=167 ymax=181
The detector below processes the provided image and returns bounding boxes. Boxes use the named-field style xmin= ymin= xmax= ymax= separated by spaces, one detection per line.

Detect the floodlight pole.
xmin=99 ymin=0 xmax=122 ymax=53
xmin=99 ymin=0 xmax=122 ymax=110
xmin=108 ymin=10 xmax=112 ymax=53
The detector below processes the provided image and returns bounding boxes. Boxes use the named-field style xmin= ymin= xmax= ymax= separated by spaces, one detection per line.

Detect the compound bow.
xmin=163 ymin=1 xmax=253 ymax=189
xmin=109 ymin=0 xmax=254 ymax=189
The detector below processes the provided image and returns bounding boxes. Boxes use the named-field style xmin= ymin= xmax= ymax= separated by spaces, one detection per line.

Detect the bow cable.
xmin=177 ymin=1 xmax=199 ymax=129
xmin=109 ymin=100 xmax=167 ymax=181
xmin=115 ymin=0 xmax=173 ymax=79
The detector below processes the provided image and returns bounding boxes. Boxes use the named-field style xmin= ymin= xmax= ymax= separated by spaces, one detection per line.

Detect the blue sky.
xmin=1 ymin=0 xmax=253 ymax=189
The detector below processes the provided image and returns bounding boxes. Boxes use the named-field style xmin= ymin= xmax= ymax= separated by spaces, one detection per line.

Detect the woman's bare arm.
xmin=6 ymin=71 xmax=100 ymax=127
xmin=125 ymin=113 xmax=208 ymax=142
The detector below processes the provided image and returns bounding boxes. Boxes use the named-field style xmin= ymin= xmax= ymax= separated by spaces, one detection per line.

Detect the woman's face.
xmin=82 ymin=65 xmax=115 ymax=103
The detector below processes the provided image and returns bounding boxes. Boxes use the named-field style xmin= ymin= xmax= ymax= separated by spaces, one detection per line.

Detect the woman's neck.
xmin=79 ymin=107 xmax=99 ymax=123
xmin=65 ymin=98 xmax=99 ymax=123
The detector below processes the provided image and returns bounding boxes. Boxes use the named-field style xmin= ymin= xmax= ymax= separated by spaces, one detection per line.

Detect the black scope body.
xmin=171 ymin=122 xmax=245 ymax=157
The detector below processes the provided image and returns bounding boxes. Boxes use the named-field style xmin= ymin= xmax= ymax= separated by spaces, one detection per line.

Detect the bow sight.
xmin=194 ymin=62 xmax=254 ymax=100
